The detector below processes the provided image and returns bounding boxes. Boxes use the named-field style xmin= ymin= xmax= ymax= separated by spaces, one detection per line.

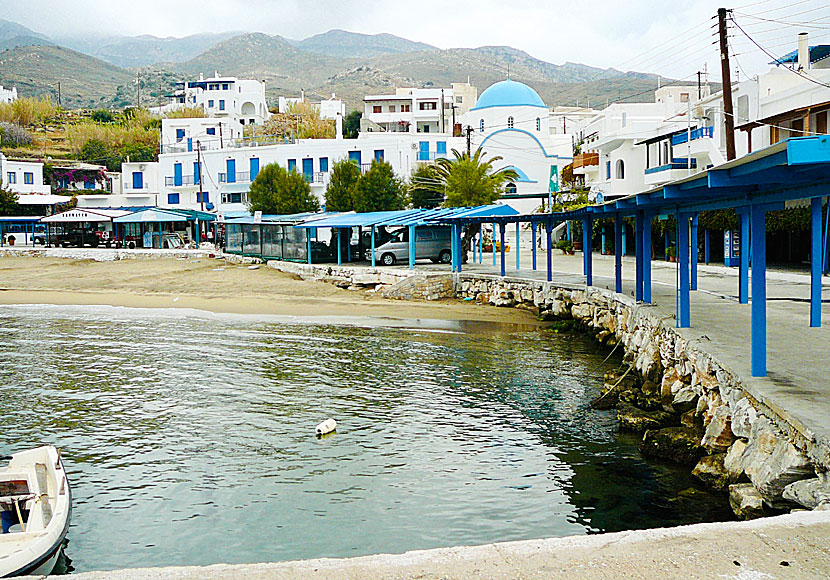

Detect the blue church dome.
xmin=471 ymin=79 xmax=547 ymax=111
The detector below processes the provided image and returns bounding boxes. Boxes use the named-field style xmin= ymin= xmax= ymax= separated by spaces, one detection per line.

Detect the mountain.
xmin=56 ymin=32 xmax=240 ymax=68
xmin=297 ymin=29 xmax=436 ymax=59
xmin=0 ymin=18 xmax=53 ymax=52
xmin=0 ymin=45 xmax=134 ymax=108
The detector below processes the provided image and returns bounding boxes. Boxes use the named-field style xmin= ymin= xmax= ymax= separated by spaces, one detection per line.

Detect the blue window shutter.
xmin=168 ymin=193 xmax=179 ymax=205
xmin=132 ymin=171 xmax=143 ymax=189
xmin=319 ymin=157 xmax=328 ymax=173
xmin=207 ymin=127 xmax=216 ymax=135
xmin=418 ymin=141 xmax=429 ymax=161
xmin=288 ymin=159 xmax=296 ymax=172
xmin=208 ymin=100 xmax=214 ymax=108
xmin=226 ymin=159 xmax=236 ymax=183
xmin=348 ymin=151 xmax=361 ymax=165
xmin=194 ymin=162 xmax=200 ymax=185
xmin=374 ymin=149 xmax=384 ymax=162
xmin=219 ymin=100 xmax=225 ymax=111
xmin=174 ymin=163 xmax=183 ymax=186
xmin=250 ymin=158 xmax=259 ymax=180
xmin=187 ymin=138 xmax=193 ymax=152
xmin=302 ymin=158 xmax=313 ymax=182
xmin=436 ymin=141 xmax=447 ymax=155
xmin=176 ymin=129 xmax=185 ymax=142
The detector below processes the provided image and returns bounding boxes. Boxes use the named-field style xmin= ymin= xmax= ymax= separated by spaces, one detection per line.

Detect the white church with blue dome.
xmin=463 ymin=79 xmax=573 ymax=213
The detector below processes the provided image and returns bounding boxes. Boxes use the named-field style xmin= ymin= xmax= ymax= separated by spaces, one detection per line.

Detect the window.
xmin=6 ymin=172 xmax=15 ymax=184
xmin=24 ymin=172 xmax=33 ymax=185
xmin=84 ymin=180 xmax=95 ymax=190
xmin=168 ymin=193 xmax=180 ymax=205
xmin=421 ymin=124 xmax=430 ymax=133
xmin=176 ymin=129 xmax=185 ymax=142
xmin=615 ymin=159 xmax=625 ymax=180
xmin=222 ymin=83 xmax=229 ymax=90
xmin=194 ymin=162 xmax=201 ymax=185
xmin=401 ymin=104 xmax=410 ymax=112
xmin=132 ymin=171 xmax=143 ymax=189
xmin=480 ymin=119 xmax=484 ymax=132
xmin=197 ymin=192 xmax=210 ymax=204
xmin=536 ymin=118 xmax=541 ymax=131
xmin=320 ymin=157 xmax=329 ymax=173
xmin=606 ymin=161 xmax=611 ymax=180
xmin=250 ymin=157 xmax=259 ymax=180
xmin=662 ymin=142 xmax=669 ymax=165
xmin=222 ymin=192 xmax=243 ymax=204
xmin=456 ymin=96 xmax=463 ymax=104
xmin=505 ymin=182 xmax=517 ymax=194
xmin=680 ymin=93 xmax=689 ymax=103
xmin=436 ymin=141 xmax=447 ymax=155
xmin=208 ymin=100 xmax=214 ymax=108
xmin=419 ymin=102 xmax=436 ymax=110
xmin=207 ymin=128 xmax=216 ymax=135
xmin=219 ymin=100 xmax=225 ymax=111
xmin=507 ymin=116 xmax=514 ymax=129
xmin=389 ymin=105 xmax=396 ymax=113
xmin=374 ymin=149 xmax=384 ymax=162
xmin=348 ymin=151 xmax=361 ymax=165
xmin=288 ymin=159 xmax=296 ymax=172
xmin=373 ymin=105 xmax=382 ymax=114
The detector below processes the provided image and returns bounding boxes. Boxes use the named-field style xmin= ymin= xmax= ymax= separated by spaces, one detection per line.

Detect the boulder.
xmin=590 ymin=371 xmax=639 ymax=410
xmin=730 ymin=397 xmax=756 ymax=439
xmin=680 ymin=409 xmax=700 ymax=429
xmin=729 ymin=483 xmax=768 ymax=520
xmin=741 ymin=416 xmax=813 ymax=500
xmin=724 ymin=439 xmax=748 ymax=480
xmin=641 ymin=380 xmax=660 ymax=396
xmin=617 ymin=404 xmax=677 ymax=434
xmin=660 ymin=366 xmax=682 ymax=398
xmin=618 ymin=388 xmax=663 ymax=412
xmin=692 ymin=453 xmax=739 ymax=490
xmin=701 ymin=405 xmax=735 ymax=452
xmin=640 ymin=427 xmax=706 ymax=465
xmin=782 ymin=478 xmax=830 ymax=510
xmin=671 ymin=386 xmax=699 ymax=413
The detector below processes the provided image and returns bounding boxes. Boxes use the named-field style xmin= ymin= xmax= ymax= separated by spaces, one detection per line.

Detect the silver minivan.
xmin=368 ymin=226 xmax=453 ymax=265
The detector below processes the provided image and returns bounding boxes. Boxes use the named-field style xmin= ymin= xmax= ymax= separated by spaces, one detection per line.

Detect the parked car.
xmin=368 ymin=226 xmax=452 ymax=265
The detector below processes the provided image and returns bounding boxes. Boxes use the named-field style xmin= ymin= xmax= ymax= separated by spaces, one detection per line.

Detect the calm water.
xmin=0 ymin=305 xmax=732 ymax=573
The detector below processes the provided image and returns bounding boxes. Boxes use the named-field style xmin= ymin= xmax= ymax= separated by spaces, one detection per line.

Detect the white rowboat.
xmin=0 ymin=446 xmax=72 ymax=578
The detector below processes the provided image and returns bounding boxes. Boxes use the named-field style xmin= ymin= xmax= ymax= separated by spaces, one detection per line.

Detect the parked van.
xmin=368 ymin=226 xmax=452 ymax=265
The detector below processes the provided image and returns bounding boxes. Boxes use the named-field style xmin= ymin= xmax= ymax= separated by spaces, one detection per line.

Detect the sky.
xmin=1 ymin=0 xmax=828 ymax=81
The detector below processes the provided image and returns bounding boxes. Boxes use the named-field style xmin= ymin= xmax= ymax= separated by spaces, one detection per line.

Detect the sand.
xmin=0 ymin=255 xmax=539 ymax=325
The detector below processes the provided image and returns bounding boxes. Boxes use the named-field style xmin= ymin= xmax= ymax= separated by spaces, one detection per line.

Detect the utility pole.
xmin=718 ymin=7 xmax=737 ymax=161
xmin=440 ymin=89 xmax=445 ymax=134
xmin=57 ymin=82 xmax=62 ymax=108
xmin=697 ymin=71 xmax=702 ymax=100
xmin=136 ymin=71 xmax=141 ymax=108
xmin=197 ymin=140 xmax=205 ymax=212
xmin=464 ymin=125 xmax=473 ymax=156
xmin=219 ymin=122 xmax=224 ymax=150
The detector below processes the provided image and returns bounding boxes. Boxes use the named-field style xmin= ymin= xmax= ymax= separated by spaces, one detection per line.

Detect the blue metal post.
xmin=337 ymin=229 xmax=342 ymax=265
xmin=307 ymin=233 xmax=312 ymax=264
xmin=371 ymin=226 xmax=376 ymax=267
xmin=621 ymin=222 xmax=627 ymax=257
xmin=532 ymin=222 xmax=537 ymax=271
xmin=740 ymin=210 xmax=750 ymax=304
xmin=515 ymin=221 xmax=520 ymax=271
xmin=751 ymin=205 xmax=767 ymax=377
xmin=409 ymin=225 xmax=416 ymax=270
xmin=824 ymin=201 xmax=830 ymax=274
xmin=811 ymin=197 xmax=822 ymax=328
xmin=492 ymin=222 xmax=497 ymax=266
xmin=704 ymin=229 xmax=710 ymax=264
xmin=635 ymin=212 xmax=644 ymax=302
xmin=602 ymin=227 xmax=607 ymax=255
xmin=677 ymin=213 xmax=691 ymax=328
xmin=457 ymin=224 xmax=463 ymax=273
xmin=614 ymin=214 xmax=622 ymax=294
xmin=583 ymin=217 xmax=592 ymax=286
xmin=546 ymin=221 xmax=553 ymax=282
xmin=499 ymin=222 xmax=506 ymax=277
xmin=691 ymin=213 xmax=699 ymax=291
xmin=643 ymin=212 xmax=652 ymax=303
xmin=566 ymin=221 xmax=571 ymax=242
xmin=451 ymin=224 xmax=458 ymax=272
xmin=664 ymin=231 xmax=669 ymax=260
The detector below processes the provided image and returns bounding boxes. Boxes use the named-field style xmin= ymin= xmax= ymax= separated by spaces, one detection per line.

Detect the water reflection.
xmin=0 ymin=305 xmax=731 ymax=573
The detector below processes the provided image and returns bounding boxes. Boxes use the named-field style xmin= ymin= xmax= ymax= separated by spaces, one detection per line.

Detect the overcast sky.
xmin=2 ymin=0 xmax=827 ymax=81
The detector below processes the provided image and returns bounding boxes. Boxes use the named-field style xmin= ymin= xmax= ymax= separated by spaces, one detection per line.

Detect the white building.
xmin=0 ymin=85 xmax=17 ymax=104
xmin=361 ymin=83 xmax=477 ymax=135
xmin=0 ymin=153 xmax=50 ymax=195
xmin=278 ymin=93 xmax=345 ymax=121
xmin=159 ymin=73 xmax=270 ymax=126
xmin=160 ymin=118 xmax=244 ymax=155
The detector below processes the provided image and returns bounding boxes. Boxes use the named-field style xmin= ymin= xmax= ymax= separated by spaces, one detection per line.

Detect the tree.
xmin=344 ymin=110 xmax=362 ymax=139
xmin=0 ymin=180 xmax=19 ymax=216
xmin=353 ymin=160 xmax=406 ymax=213
xmin=248 ymin=163 xmax=319 ymax=215
xmin=80 ymin=138 xmax=117 ymax=171
xmin=409 ymin=164 xmax=443 ymax=208
xmin=429 ymin=148 xmax=519 ymax=208
xmin=324 ymin=159 xmax=360 ymax=212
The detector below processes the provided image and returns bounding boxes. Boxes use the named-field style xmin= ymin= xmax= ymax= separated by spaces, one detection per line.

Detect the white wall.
xmin=0 ymin=154 xmax=50 ymax=194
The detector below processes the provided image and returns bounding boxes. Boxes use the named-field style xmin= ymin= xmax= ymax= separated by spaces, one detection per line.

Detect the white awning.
xmin=41 ymin=209 xmax=132 ymax=223
xmin=17 ymin=194 xmax=72 ymax=205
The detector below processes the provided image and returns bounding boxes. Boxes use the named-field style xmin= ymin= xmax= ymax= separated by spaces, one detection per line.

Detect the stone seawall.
xmin=457 ymin=273 xmax=830 ymax=518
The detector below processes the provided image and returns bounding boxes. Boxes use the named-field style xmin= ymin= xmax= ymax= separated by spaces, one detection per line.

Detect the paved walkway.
xmin=49 ymin=511 xmax=830 ymax=579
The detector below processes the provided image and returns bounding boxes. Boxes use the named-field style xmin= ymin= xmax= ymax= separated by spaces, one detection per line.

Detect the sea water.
xmin=0 ymin=304 xmax=732 ymax=573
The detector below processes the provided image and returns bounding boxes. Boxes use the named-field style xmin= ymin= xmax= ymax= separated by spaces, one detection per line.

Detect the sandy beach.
xmin=0 ymin=255 xmax=538 ymax=324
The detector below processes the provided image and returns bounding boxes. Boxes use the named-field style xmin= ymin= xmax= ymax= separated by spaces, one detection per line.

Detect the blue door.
xmin=374 ymin=149 xmax=384 ymax=162
xmin=187 ymin=138 xmax=193 ymax=152
xmin=319 ymin=157 xmax=329 ymax=173
xmin=302 ymin=158 xmax=313 ymax=182
xmin=174 ymin=163 xmax=182 ymax=187
xmin=226 ymin=159 xmax=236 ymax=184
xmin=418 ymin=141 xmax=429 ymax=161
xmin=348 ymin=151 xmax=361 ymax=165
xmin=132 ymin=171 xmax=143 ymax=189
xmin=250 ymin=158 xmax=260 ymax=181
xmin=436 ymin=141 xmax=447 ymax=156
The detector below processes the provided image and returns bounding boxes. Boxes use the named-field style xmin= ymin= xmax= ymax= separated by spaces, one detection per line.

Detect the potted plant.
xmin=666 ymin=245 xmax=676 ymax=262
xmin=556 ymin=239 xmax=574 ymax=255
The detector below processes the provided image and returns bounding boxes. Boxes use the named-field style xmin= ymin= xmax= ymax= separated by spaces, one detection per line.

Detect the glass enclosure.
xmin=224 ymin=223 xmax=308 ymax=262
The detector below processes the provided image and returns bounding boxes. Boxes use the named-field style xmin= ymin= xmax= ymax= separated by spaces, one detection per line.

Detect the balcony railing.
xmin=218 ymin=171 xmax=252 ymax=184
xmin=416 ymin=151 xmax=449 ymax=162
xmin=671 ymin=126 xmax=714 ymax=146
xmin=164 ymin=175 xmax=197 ymax=187
xmin=161 ymin=135 xmax=297 ymax=155
xmin=573 ymin=152 xmax=599 ymax=169
xmin=644 ymin=159 xmax=698 ymax=174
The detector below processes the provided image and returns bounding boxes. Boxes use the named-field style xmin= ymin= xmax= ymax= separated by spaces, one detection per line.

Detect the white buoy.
xmin=316 ymin=418 xmax=337 ymax=436
xmin=248 ymin=265 xmax=260 ymax=270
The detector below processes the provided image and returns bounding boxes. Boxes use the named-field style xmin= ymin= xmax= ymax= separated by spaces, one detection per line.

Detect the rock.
xmin=724 ymin=439 xmax=748 ymax=480
xmin=729 ymin=483 xmax=768 ymax=520
xmin=672 ymin=386 xmax=699 ymax=413
xmin=730 ymin=398 xmax=756 ymax=439
xmin=640 ymin=427 xmax=706 ymax=465
xmin=701 ymin=405 xmax=735 ymax=452
xmin=641 ymin=380 xmax=660 ymax=396
xmin=680 ymin=409 xmax=700 ymax=429
xmin=590 ymin=371 xmax=638 ymax=410
xmin=692 ymin=453 xmax=739 ymax=490
xmin=782 ymin=478 xmax=830 ymax=509
xmin=618 ymin=388 xmax=663 ymax=412
xmin=660 ymin=366 xmax=682 ymax=398
xmin=617 ymin=404 xmax=677 ymax=434
xmin=741 ymin=416 xmax=813 ymax=500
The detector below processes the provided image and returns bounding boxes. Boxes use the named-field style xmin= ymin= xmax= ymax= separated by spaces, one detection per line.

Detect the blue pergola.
xmin=441 ymin=136 xmax=830 ymax=378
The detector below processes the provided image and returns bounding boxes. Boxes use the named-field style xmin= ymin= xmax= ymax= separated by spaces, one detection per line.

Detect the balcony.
xmin=644 ymin=159 xmax=698 ymax=186
xmin=644 ymin=159 xmax=698 ymax=175
xmin=671 ymin=126 xmax=714 ymax=146
xmin=572 ymin=152 xmax=599 ymax=170
xmin=415 ymin=151 xmax=449 ymax=162
xmin=164 ymin=175 xmax=197 ymax=187
xmin=218 ymin=171 xmax=252 ymax=184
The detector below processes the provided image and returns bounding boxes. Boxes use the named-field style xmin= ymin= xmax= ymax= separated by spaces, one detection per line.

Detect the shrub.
xmin=0 ymin=96 xmax=59 ymax=126
xmin=91 ymin=109 xmax=115 ymax=123
xmin=164 ymin=106 xmax=208 ymax=119
xmin=0 ymin=122 xmax=34 ymax=147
